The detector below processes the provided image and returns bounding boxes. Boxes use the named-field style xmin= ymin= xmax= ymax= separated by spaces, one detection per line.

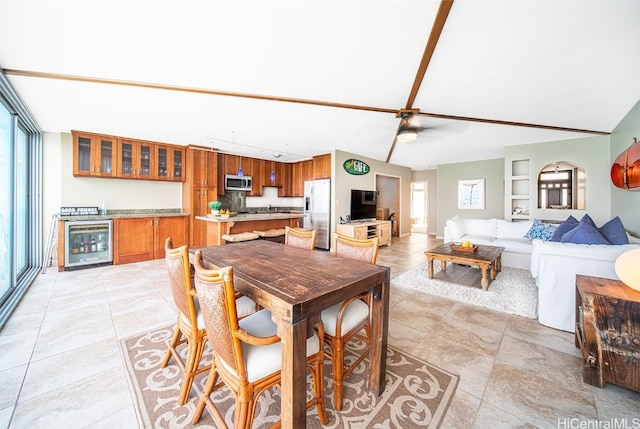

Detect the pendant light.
xmin=270 ymin=160 xmax=276 ymax=184
xmin=234 ymin=132 xmax=244 ymax=177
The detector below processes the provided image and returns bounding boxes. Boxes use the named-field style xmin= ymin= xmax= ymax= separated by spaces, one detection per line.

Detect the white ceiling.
xmin=1 ymin=0 xmax=639 ymax=170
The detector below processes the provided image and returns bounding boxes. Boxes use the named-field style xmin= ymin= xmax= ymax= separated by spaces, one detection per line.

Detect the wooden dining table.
xmin=191 ymin=240 xmax=391 ymax=428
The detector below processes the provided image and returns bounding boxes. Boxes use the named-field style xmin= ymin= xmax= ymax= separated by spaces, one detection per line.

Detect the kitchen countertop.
xmin=59 ymin=209 xmax=188 ymax=221
xmin=196 ymin=212 xmax=304 ymax=223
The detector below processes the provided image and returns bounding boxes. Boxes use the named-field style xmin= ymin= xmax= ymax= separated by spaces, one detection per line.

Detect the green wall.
xmin=505 ymin=135 xmax=612 ymax=224
xmin=610 ymin=99 xmax=640 ymax=237
xmin=435 ymin=158 xmax=505 ymax=237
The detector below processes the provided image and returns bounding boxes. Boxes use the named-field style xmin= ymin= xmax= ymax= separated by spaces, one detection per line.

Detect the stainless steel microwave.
xmin=225 ymin=174 xmax=252 ymax=191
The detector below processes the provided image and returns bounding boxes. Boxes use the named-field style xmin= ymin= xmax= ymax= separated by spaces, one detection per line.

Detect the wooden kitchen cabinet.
xmin=183 ymin=147 xmax=218 ymax=247
xmin=280 ymin=162 xmax=293 ymax=196
xmin=292 ymin=160 xmax=313 ymax=196
xmin=313 ymin=154 xmax=331 ymax=179
xmin=262 ymin=159 xmax=284 ymax=188
xmin=113 ymin=215 xmax=188 ymax=264
xmin=117 ymin=138 xmax=154 ymax=180
xmin=72 ymin=131 xmax=117 ymax=177
xmin=155 ymin=144 xmax=185 ymax=181
xmin=73 ymin=130 xmax=186 ymax=182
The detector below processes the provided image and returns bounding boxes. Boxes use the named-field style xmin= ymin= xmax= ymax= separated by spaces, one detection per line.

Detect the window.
xmin=0 ymin=71 xmax=42 ymax=328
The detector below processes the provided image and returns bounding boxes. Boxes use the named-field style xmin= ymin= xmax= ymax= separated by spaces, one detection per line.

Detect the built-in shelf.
xmin=507 ymin=159 xmax=530 ymax=221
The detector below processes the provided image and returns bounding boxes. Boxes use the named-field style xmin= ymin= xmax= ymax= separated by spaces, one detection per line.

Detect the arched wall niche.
xmin=537 ymin=161 xmax=586 ymax=210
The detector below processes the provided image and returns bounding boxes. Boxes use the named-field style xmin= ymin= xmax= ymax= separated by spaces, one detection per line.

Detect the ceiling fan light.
xmin=397 ymin=128 xmax=418 ymax=143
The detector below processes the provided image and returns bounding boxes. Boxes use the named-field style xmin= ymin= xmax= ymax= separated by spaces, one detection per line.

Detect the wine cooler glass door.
xmin=64 ymin=220 xmax=113 ymax=269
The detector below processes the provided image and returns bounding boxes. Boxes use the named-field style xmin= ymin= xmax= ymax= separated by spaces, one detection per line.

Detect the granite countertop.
xmin=58 ymin=209 xmax=188 ymax=221
xmin=196 ymin=212 xmax=305 ymax=223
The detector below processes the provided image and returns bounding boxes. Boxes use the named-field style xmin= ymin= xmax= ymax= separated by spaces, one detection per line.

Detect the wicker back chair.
xmin=161 ymin=237 xmax=210 ymax=406
xmin=190 ymin=250 xmax=328 ymax=428
xmin=284 ymin=226 xmax=317 ymax=250
xmin=321 ymin=232 xmax=379 ymax=410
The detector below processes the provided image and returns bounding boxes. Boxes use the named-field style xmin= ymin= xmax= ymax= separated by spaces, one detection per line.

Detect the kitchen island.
xmin=196 ymin=212 xmax=305 ymax=246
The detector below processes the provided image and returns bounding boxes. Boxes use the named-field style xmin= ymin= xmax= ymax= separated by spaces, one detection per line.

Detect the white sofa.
xmin=444 ymin=216 xmax=534 ymax=270
xmin=530 ymin=239 xmax=640 ymax=333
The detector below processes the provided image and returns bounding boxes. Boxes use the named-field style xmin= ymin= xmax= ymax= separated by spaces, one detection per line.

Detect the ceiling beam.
xmin=417 ymin=111 xmax=610 ymax=135
xmin=404 ymin=0 xmax=455 ymax=110
xmin=2 ymin=68 xmax=398 ymax=115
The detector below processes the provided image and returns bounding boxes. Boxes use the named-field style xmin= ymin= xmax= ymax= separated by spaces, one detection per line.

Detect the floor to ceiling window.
xmin=0 ymin=72 xmax=42 ymax=329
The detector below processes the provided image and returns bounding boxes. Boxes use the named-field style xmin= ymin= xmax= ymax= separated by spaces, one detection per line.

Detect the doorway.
xmin=411 ymin=181 xmax=428 ymax=234
xmin=375 ymin=174 xmax=400 ymax=237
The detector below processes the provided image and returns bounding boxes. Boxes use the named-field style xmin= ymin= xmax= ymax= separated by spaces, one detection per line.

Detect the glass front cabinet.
xmin=72 ymin=132 xmax=117 ymax=177
xmin=72 ymin=131 xmax=185 ymax=182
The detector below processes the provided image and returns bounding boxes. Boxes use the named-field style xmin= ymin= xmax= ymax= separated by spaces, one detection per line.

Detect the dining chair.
xmin=322 ymin=232 xmax=379 ymax=411
xmin=190 ymin=250 xmax=329 ymax=428
xmin=284 ymin=226 xmax=317 ymax=250
xmin=161 ymin=237 xmax=257 ymax=406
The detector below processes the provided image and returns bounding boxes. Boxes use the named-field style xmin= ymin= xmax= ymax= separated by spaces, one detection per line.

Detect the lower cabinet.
xmin=336 ymin=221 xmax=392 ymax=246
xmin=114 ymin=216 xmax=188 ymax=264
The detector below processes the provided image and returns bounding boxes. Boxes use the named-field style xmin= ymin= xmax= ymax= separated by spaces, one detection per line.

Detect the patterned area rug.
xmin=392 ymin=263 xmax=538 ymax=318
xmin=120 ymin=325 xmax=459 ymax=428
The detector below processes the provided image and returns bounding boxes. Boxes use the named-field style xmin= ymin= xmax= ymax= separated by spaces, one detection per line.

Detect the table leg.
xmin=277 ymin=318 xmax=308 ymax=429
xmin=427 ymin=257 xmax=434 ymax=278
xmin=369 ymin=271 xmax=390 ymax=395
xmin=490 ymin=262 xmax=496 ymax=280
xmin=496 ymin=255 xmax=502 ymax=272
xmin=480 ymin=265 xmax=489 ymax=290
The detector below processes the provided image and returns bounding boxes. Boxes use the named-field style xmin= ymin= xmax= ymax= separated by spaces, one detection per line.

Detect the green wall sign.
xmin=343 ymin=159 xmax=370 ymax=175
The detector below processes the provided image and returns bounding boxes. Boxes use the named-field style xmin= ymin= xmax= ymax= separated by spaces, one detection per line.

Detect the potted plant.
xmin=208 ymin=201 xmax=222 ymax=215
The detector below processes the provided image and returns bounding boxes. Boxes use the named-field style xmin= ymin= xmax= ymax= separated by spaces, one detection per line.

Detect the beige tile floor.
xmin=1 ymin=234 xmax=638 ymax=428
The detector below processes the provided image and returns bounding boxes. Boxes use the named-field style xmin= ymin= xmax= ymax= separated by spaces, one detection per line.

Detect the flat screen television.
xmin=350 ymin=189 xmax=377 ymax=221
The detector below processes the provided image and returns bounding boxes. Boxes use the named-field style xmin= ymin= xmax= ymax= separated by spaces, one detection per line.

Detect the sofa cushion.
xmin=497 ymin=219 xmax=533 ymax=239
xmin=492 ymin=237 xmax=533 ymax=255
xmin=459 ymin=234 xmax=494 ymax=246
xmin=598 ymin=216 xmax=629 ymax=245
xmin=446 ymin=215 xmax=467 ymax=240
xmin=550 ymin=215 xmax=578 ymax=242
xmin=464 ymin=218 xmax=497 ymax=237
xmin=525 ymin=219 xmax=557 ymax=241
xmin=561 ymin=214 xmax=609 ymax=245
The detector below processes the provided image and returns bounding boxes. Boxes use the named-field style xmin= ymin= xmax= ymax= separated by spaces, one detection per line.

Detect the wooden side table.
xmin=575 ymin=274 xmax=640 ymax=392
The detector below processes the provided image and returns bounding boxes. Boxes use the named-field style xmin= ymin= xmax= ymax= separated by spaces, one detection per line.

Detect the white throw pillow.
xmin=464 ymin=218 xmax=498 ymax=237
xmin=446 ymin=215 xmax=466 ymax=240
xmin=497 ymin=219 xmax=533 ymax=239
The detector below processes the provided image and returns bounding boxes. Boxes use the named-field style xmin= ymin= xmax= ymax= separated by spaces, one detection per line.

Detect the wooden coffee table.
xmin=424 ymin=243 xmax=505 ymax=291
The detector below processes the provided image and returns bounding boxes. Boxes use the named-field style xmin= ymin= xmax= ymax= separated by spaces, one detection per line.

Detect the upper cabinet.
xmin=292 ymin=160 xmax=313 ymax=196
xmin=313 ymin=154 xmax=331 ymax=179
xmin=72 ymin=131 xmax=185 ymax=182
xmin=155 ymin=144 xmax=184 ymax=181
xmin=72 ymin=131 xmax=117 ymax=177
xmin=117 ymin=138 xmax=154 ymax=180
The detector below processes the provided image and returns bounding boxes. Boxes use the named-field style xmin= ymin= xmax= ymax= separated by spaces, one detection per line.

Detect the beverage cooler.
xmin=64 ymin=220 xmax=113 ymax=270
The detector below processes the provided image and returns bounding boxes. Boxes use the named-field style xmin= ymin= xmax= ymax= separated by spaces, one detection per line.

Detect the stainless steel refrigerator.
xmin=304 ymin=179 xmax=331 ymax=250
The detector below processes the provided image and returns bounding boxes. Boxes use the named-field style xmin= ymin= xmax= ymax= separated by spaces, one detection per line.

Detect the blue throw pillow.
xmin=525 ymin=219 xmax=557 ymax=241
xmin=550 ymin=215 xmax=578 ymax=242
xmin=561 ymin=214 xmax=610 ymax=244
xmin=599 ymin=216 xmax=629 ymax=245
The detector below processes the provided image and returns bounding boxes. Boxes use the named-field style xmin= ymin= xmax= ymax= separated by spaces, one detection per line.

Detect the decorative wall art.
xmin=458 ymin=179 xmax=485 ymax=209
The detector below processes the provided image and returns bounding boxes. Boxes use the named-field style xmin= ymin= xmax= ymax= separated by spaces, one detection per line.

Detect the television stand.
xmin=336 ymin=220 xmax=391 ymax=246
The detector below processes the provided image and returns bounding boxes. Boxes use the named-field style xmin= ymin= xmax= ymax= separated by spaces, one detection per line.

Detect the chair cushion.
xmin=220 ymin=309 xmax=320 ymax=382
xmin=236 ymin=295 xmax=257 ymax=318
xmin=222 ymin=232 xmax=259 ymax=242
xmin=253 ymin=228 xmax=286 ymax=238
xmin=321 ymin=299 xmax=369 ymax=337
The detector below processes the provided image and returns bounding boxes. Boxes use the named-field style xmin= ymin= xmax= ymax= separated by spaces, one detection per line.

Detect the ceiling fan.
xmin=395 ymin=109 xmax=424 ymax=143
